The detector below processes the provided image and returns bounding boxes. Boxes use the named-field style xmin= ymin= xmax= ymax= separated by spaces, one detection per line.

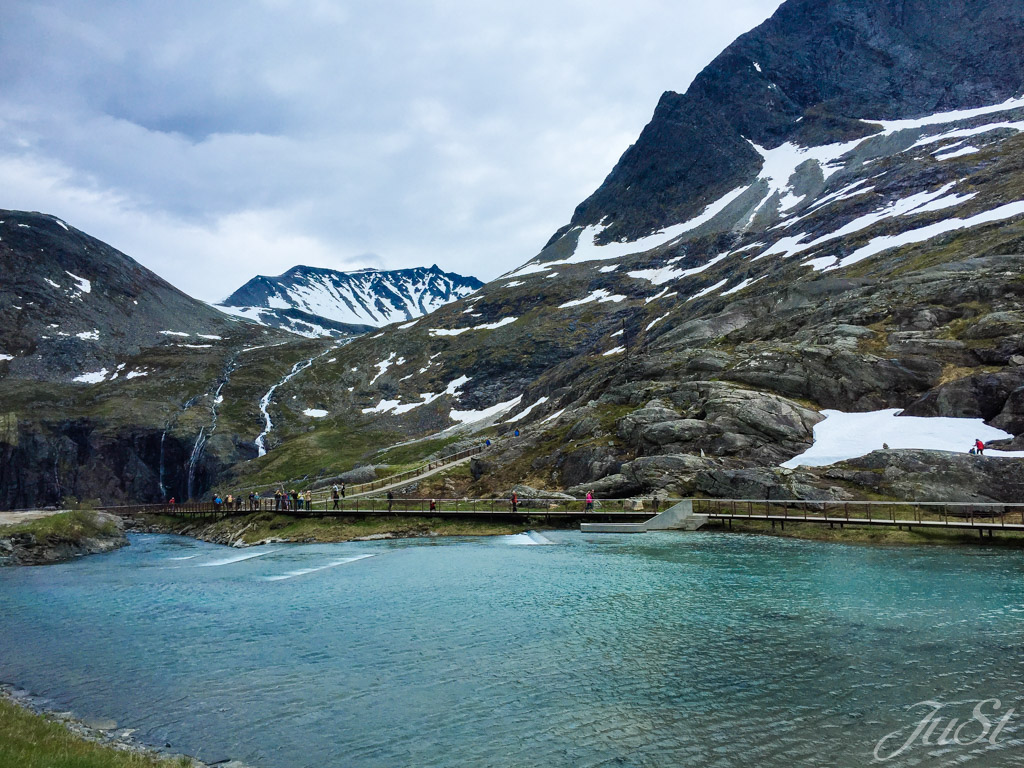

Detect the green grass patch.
xmin=373 ymin=435 xmax=462 ymax=465
xmin=0 ymin=697 xmax=194 ymax=768
xmin=228 ymin=424 xmax=400 ymax=489
xmin=0 ymin=510 xmax=117 ymax=540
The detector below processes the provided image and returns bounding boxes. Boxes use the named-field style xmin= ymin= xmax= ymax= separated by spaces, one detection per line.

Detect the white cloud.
xmin=0 ymin=1 xmax=784 ymax=300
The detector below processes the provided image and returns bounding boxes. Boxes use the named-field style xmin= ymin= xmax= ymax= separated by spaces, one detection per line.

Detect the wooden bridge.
xmin=692 ymin=498 xmax=1024 ymax=537
xmin=98 ymin=496 xmax=1024 ymax=537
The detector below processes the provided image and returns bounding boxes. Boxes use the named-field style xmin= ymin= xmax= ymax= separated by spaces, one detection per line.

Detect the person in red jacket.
xmin=975 ymin=438 xmax=985 ymax=455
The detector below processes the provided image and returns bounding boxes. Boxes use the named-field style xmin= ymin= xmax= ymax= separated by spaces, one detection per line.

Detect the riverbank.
xmin=0 ymin=684 xmax=246 ymax=768
xmin=0 ymin=510 xmax=128 ymax=566
xmin=134 ymin=511 xmax=562 ymax=547
xmin=131 ymin=508 xmax=1024 ymax=549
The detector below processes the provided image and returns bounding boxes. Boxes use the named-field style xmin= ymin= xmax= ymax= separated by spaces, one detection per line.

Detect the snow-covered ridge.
xmin=219 ymin=265 xmax=483 ymax=335
xmin=498 ymin=95 xmax=1024 ymax=306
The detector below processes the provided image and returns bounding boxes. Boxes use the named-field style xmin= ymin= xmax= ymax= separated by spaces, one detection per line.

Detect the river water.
xmin=1 ymin=531 xmax=1023 ymax=767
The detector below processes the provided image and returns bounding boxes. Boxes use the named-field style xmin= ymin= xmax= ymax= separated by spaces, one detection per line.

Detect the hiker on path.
xmin=340 ymin=482 xmax=346 ymax=499
xmin=387 ymin=490 xmax=394 ymax=512
xmin=585 ymin=491 xmax=594 ymax=512
xmin=975 ymin=438 xmax=986 ymax=455
xmin=332 ymin=485 xmax=340 ymax=510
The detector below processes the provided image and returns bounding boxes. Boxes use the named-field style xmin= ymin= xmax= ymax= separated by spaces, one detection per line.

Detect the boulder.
xmin=694 ymin=468 xmax=846 ymax=501
xmin=991 ymin=386 xmax=1024 ymax=436
xmin=902 ymin=371 xmax=1024 ymax=420
xmin=339 ymin=465 xmax=377 ymax=484
xmin=826 ymin=449 xmax=1024 ymax=502
xmin=508 ymin=484 xmax=575 ymax=508
xmin=557 ymin=445 xmax=622 ymax=487
xmin=962 ymin=312 xmax=1024 ymax=340
xmin=469 ymin=457 xmax=493 ymax=481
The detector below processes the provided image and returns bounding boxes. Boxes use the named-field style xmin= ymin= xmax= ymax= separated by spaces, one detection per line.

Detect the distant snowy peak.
xmin=219 ymin=264 xmax=483 ymax=334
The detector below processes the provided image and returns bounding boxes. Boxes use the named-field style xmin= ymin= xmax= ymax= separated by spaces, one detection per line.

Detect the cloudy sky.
xmin=1 ymin=0 xmax=783 ymax=302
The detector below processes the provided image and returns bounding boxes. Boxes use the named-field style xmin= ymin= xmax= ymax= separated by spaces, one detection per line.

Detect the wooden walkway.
xmin=97 ymin=496 xmax=1024 ymax=538
xmin=693 ymin=498 xmax=1024 ymax=537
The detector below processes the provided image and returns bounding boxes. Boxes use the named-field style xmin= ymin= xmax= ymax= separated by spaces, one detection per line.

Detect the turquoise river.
xmin=1 ymin=531 xmax=1023 ymax=767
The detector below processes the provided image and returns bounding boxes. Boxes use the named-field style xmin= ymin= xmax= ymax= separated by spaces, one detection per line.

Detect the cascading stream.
xmin=255 ymin=346 xmax=338 ymax=457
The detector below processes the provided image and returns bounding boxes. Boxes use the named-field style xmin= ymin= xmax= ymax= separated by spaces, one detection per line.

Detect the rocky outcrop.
xmin=822 ymin=450 xmax=1024 ymax=503
xmin=903 ymin=371 xmax=1024 ymax=420
xmin=566 ymin=0 xmax=1024 ymax=243
xmin=0 ymin=421 xmax=222 ymax=510
xmin=0 ymin=512 xmax=127 ymax=566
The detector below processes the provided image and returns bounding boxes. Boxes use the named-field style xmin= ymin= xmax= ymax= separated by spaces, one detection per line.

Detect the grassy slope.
xmin=0 ymin=510 xmax=118 ymax=540
xmin=0 ymin=698 xmax=192 ymax=768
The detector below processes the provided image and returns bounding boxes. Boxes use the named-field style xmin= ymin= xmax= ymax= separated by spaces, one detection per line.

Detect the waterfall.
xmin=158 ymin=430 xmax=167 ymax=500
xmin=254 ymin=347 xmax=336 ymax=457
xmin=186 ymin=426 xmax=206 ymax=500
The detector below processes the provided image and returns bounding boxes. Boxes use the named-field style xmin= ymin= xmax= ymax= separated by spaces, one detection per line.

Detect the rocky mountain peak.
xmin=217 ymin=264 xmax=483 ymax=337
xmin=570 ymin=0 xmax=1024 ymax=244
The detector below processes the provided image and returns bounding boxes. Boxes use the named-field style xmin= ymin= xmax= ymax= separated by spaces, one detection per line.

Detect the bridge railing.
xmin=96 ymin=497 xmax=1024 ymax=529
xmin=691 ymin=498 xmax=1024 ymax=527
xmin=98 ymin=495 xmax=663 ymax=520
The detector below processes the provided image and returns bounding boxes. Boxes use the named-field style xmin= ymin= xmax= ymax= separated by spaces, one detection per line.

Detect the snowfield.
xmin=73 ymin=369 xmax=109 ymax=384
xmin=428 ymin=317 xmax=517 ymax=336
xmin=450 ymin=396 xmax=522 ymax=425
xmin=782 ymin=409 xmax=1024 ymax=468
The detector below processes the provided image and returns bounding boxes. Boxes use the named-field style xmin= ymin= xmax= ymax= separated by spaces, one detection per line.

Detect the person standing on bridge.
xmin=340 ymin=482 xmax=346 ymax=499
xmin=332 ymin=485 xmax=340 ymax=510
xmin=511 ymin=491 xmax=519 ymax=513
xmin=585 ymin=491 xmax=594 ymax=512
xmin=387 ymin=490 xmax=394 ymax=512
xmin=305 ymin=490 xmax=312 ymax=510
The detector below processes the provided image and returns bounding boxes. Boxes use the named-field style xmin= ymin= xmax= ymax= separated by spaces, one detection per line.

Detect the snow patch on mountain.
xmin=219 ymin=265 xmax=483 ymax=336
xmin=806 ymin=200 xmax=1024 ymax=272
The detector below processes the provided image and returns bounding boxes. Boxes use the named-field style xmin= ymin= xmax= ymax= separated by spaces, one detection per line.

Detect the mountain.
xmin=0 ymin=210 xmax=305 ymax=508
xmin=8 ymin=0 xmax=1024 ymax=510
xmin=217 ymin=264 xmax=484 ymax=337
xmin=272 ymin=0 xmax=1024 ymax=502
xmin=0 ymin=211 xmax=238 ymax=382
